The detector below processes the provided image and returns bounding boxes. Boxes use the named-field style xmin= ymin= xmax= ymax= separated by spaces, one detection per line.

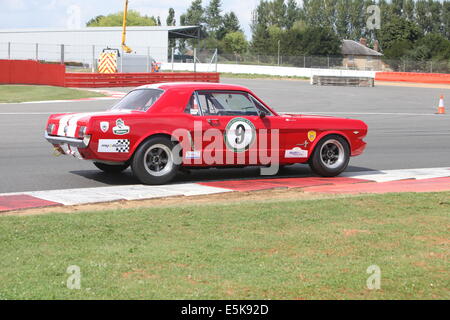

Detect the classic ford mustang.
xmin=45 ymin=82 xmax=368 ymax=184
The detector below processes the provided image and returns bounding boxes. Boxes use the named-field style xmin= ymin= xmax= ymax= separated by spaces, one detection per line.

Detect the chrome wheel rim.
xmin=320 ymin=139 xmax=345 ymax=169
xmin=143 ymin=144 xmax=173 ymax=177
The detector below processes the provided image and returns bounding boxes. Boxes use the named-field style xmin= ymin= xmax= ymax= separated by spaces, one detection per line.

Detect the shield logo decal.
xmin=308 ymin=131 xmax=317 ymax=142
xmin=100 ymin=121 xmax=109 ymax=133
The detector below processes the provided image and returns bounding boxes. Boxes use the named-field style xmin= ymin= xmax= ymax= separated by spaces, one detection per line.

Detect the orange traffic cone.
xmin=436 ymin=95 xmax=446 ymax=114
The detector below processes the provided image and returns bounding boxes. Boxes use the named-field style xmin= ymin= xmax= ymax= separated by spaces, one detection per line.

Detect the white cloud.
xmin=4 ymin=0 xmax=26 ymax=10
xmin=0 ymin=0 xmax=259 ymax=37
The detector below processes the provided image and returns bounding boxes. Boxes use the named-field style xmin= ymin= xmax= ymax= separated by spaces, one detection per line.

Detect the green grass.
xmin=0 ymin=192 xmax=449 ymax=300
xmin=220 ymin=72 xmax=310 ymax=80
xmin=0 ymin=85 xmax=105 ymax=103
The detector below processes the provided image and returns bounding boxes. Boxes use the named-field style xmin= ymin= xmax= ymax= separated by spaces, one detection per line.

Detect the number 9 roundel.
xmin=224 ymin=118 xmax=256 ymax=153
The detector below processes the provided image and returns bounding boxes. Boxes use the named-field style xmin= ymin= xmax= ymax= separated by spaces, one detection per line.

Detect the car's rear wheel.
xmin=94 ymin=162 xmax=129 ymax=173
xmin=309 ymin=135 xmax=350 ymax=177
xmin=131 ymin=137 xmax=179 ymax=185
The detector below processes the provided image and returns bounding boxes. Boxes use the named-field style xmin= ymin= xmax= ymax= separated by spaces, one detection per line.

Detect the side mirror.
xmin=258 ymin=109 xmax=267 ymax=118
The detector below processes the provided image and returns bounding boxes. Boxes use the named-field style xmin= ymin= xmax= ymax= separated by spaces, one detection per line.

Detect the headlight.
xmin=78 ymin=126 xmax=87 ymax=138
xmin=46 ymin=123 xmax=55 ymax=135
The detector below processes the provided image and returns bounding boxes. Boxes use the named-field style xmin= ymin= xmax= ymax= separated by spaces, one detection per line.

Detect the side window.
xmin=184 ymin=94 xmax=201 ymax=116
xmin=196 ymin=91 xmax=258 ymax=116
xmin=250 ymin=95 xmax=273 ymax=116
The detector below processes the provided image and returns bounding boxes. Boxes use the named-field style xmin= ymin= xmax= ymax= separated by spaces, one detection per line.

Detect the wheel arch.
xmin=308 ymin=131 xmax=351 ymax=159
xmin=129 ymin=132 xmax=180 ymax=159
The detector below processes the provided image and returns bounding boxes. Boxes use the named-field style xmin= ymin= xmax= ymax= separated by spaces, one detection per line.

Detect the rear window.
xmin=111 ymin=89 xmax=164 ymax=111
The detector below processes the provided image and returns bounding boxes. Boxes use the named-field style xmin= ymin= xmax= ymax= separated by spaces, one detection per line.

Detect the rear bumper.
xmin=45 ymin=131 xmax=89 ymax=149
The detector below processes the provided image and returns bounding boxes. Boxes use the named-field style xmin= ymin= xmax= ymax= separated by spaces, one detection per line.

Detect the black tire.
xmin=309 ymin=135 xmax=350 ymax=177
xmin=94 ymin=162 xmax=129 ymax=173
xmin=131 ymin=137 xmax=179 ymax=185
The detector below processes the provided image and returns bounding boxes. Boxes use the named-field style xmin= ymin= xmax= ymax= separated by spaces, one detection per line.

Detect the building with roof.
xmin=341 ymin=39 xmax=385 ymax=71
xmin=0 ymin=26 xmax=200 ymax=70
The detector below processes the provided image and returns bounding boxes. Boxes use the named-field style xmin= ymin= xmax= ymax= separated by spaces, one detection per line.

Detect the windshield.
xmin=111 ymin=89 xmax=164 ymax=111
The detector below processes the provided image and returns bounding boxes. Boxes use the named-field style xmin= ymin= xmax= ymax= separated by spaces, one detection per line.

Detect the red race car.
xmin=45 ymin=83 xmax=368 ymax=184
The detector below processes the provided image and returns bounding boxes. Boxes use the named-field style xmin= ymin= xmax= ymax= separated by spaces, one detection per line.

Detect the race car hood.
xmin=47 ymin=109 xmax=134 ymax=138
xmin=282 ymin=113 xmax=368 ymax=131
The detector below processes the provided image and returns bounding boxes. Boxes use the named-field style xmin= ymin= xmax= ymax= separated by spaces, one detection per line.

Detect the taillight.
xmin=78 ymin=126 xmax=87 ymax=138
xmin=46 ymin=123 xmax=55 ymax=135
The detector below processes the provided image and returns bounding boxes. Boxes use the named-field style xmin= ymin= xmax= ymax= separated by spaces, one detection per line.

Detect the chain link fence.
xmin=1 ymin=42 xmax=449 ymax=74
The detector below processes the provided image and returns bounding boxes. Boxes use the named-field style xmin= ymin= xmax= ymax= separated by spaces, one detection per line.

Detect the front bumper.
xmin=44 ymin=131 xmax=90 ymax=149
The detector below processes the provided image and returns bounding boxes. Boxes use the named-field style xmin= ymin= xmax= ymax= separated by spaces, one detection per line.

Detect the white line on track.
xmin=0 ymin=112 xmax=68 ymax=115
xmin=282 ymin=111 xmax=440 ymax=116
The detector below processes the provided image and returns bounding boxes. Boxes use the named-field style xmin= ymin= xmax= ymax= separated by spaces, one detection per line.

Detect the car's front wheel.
xmin=131 ymin=137 xmax=179 ymax=185
xmin=309 ymin=135 xmax=350 ymax=177
xmin=94 ymin=162 xmax=129 ymax=173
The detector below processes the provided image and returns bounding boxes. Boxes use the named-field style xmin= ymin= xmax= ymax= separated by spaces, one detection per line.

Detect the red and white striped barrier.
xmin=1 ymin=167 xmax=449 ymax=213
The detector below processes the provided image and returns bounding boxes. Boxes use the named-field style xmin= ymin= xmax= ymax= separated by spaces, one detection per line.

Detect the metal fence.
xmin=0 ymin=42 xmax=168 ymax=72
xmin=1 ymin=42 xmax=449 ymax=74
xmin=215 ymin=52 xmax=449 ymax=73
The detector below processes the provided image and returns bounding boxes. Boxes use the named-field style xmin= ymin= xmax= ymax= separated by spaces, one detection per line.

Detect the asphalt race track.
xmin=0 ymin=78 xmax=448 ymax=193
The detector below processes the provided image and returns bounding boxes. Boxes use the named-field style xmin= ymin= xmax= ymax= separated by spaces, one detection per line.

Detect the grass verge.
xmin=0 ymin=85 xmax=105 ymax=103
xmin=0 ymin=192 xmax=448 ymax=299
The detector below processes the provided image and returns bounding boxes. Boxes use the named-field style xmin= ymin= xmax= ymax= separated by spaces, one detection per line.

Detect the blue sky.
xmin=0 ymin=0 xmax=261 ymax=38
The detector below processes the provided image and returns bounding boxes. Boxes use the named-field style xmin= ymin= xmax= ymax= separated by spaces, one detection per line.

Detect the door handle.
xmin=207 ymin=119 xmax=220 ymax=126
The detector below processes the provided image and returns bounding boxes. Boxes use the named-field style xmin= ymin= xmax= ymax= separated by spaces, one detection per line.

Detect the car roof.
xmin=135 ymin=82 xmax=250 ymax=92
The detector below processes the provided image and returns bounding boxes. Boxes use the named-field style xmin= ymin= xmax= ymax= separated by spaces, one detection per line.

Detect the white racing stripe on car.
xmin=57 ymin=114 xmax=74 ymax=136
xmin=65 ymin=112 xmax=96 ymax=137
xmin=23 ymin=183 xmax=233 ymax=206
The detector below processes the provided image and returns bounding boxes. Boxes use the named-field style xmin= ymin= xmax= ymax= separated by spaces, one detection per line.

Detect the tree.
xmin=301 ymin=0 xmax=324 ymax=27
xmin=180 ymin=0 xmax=205 ymax=48
xmin=335 ymin=0 xmax=350 ymax=38
xmin=250 ymin=0 xmax=272 ymax=54
xmin=86 ymin=10 xmax=156 ymax=27
xmin=166 ymin=8 xmax=176 ymax=26
xmin=403 ymin=0 xmax=415 ymax=21
xmin=377 ymin=17 xmax=422 ymax=50
xmin=182 ymin=0 xmax=205 ymax=26
xmin=167 ymin=8 xmax=176 ymax=51
xmin=391 ymin=0 xmax=404 ymax=16
xmin=205 ymin=0 xmax=223 ymax=37
xmin=323 ymin=0 xmax=338 ymax=30
xmin=157 ymin=16 xmax=161 ymax=26
xmin=383 ymin=39 xmax=413 ymax=59
xmin=86 ymin=15 xmax=105 ymax=26
xmin=223 ymin=31 xmax=248 ymax=54
xmin=416 ymin=0 xmax=433 ymax=34
xmin=414 ymin=33 xmax=450 ymax=60
xmin=269 ymin=0 xmax=287 ymax=28
xmin=217 ymin=12 xmax=241 ymax=40
xmin=443 ymin=1 xmax=450 ymax=39
xmin=301 ymin=26 xmax=342 ymax=55
xmin=285 ymin=0 xmax=300 ymax=29
xmin=348 ymin=0 xmax=364 ymax=40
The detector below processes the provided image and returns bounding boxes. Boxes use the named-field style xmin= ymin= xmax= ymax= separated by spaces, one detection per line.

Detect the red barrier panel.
xmin=376 ymin=72 xmax=450 ymax=84
xmin=0 ymin=60 xmax=11 ymax=83
xmin=0 ymin=60 xmax=65 ymax=86
xmin=37 ymin=63 xmax=66 ymax=86
xmin=65 ymin=72 xmax=220 ymax=87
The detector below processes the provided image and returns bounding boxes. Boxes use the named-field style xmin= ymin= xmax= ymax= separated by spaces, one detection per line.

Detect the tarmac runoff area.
xmin=0 ymin=78 xmax=449 ymax=212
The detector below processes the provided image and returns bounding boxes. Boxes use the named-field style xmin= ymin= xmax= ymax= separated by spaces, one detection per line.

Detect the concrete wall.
xmin=161 ymin=62 xmax=377 ymax=79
